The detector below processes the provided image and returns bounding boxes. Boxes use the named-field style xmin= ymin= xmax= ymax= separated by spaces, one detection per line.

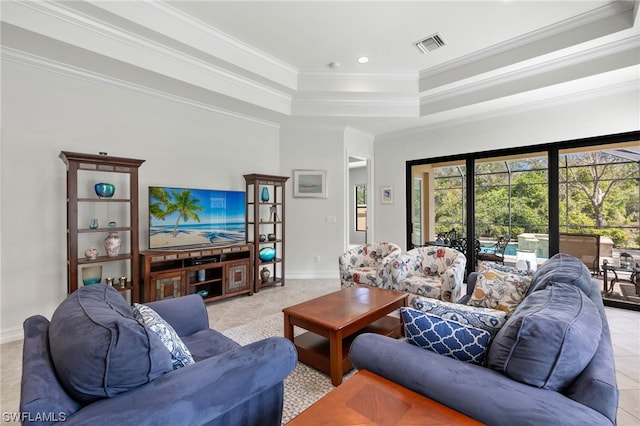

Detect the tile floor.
xmin=1 ymin=278 xmax=639 ymax=424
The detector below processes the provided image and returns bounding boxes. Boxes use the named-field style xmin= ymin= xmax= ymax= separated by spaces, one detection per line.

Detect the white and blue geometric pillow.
xmin=401 ymin=307 xmax=491 ymax=364
xmin=411 ymin=296 xmax=507 ymax=336
xmin=133 ymin=303 xmax=195 ymax=370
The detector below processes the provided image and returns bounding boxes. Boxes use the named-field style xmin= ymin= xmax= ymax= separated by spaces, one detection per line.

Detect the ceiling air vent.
xmin=414 ymin=33 xmax=446 ymax=54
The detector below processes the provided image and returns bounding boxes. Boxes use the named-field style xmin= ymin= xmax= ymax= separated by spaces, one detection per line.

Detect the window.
xmin=559 ymin=149 xmax=639 ymax=244
xmin=406 ymin=131 xmax=639 ymax=310
xmin=434 ymin=163 xmax=466 ymax=236
xmin=355 ymin=184 xmax=367 ymax=232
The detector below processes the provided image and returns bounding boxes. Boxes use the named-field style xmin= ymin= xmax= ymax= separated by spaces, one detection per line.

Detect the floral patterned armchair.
xmin=390 ymin=246 xmax=466 ymax=304
xmin=339 ymin=242 xmax=402 ymax=289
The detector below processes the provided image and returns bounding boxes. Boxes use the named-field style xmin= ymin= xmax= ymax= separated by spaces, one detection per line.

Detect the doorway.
xmin=348 ymin=156 xmax=370 ymax=248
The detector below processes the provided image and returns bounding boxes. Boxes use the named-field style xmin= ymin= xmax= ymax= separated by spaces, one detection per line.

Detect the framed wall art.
xmin=293 ymin=169 xmax=327 ymax=198
xmin=381 ymin=186 xmax=393 ymax=204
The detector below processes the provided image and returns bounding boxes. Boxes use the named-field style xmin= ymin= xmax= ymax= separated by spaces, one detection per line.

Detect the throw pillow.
xmin=486 ymin=282 xmax=602 ymax=391
xmin=133 ymin=303 xmax=195 ymax=370
xmin=528 ymin=253 xmax=594 ymax=297
xmin=411 ymin=296 xmax=507 ymax=335
xmin=48 ymin=285 xmax=173 ymax=403
xmin=466 ymin=263 xmax=533 ymax=315
xmin=401 ymin=307 xmax=491 ymax=364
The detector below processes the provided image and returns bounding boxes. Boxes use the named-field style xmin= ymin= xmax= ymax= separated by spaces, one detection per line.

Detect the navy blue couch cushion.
xmin=528 ymin=253 xmax=593 ymax=296
xmin=487 ymin=282 xmax=602 ymax=391
xmin=181 ymin=329 xmax=241 ymax=362
xmin=48 ymin=285 xmax=173 ymax=403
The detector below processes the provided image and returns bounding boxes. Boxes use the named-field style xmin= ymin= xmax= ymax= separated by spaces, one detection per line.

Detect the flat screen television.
xmin=148 ymin=186 xmax=246 ymax=250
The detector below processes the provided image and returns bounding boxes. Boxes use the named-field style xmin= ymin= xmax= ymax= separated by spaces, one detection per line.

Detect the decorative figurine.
xmin=84 ymin=247 xmax=98 ymax=260
xmin=260 ymin=267 xmax=271 ymax=283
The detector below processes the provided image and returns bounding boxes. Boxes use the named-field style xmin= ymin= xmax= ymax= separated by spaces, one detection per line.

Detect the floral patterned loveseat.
xmin=390 ymin=246 xmax=466 ymax=304
xmin=339 ymin=242 xmax=401 ymax=289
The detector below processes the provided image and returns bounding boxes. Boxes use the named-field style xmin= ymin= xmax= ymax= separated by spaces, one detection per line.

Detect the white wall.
xmin=374 ymin=87 xmax=640 ymax=249
xmin=2 ymin=58 xmax=637 ymax=343
xmin=280 ymin=126 xmax=346 ymax=278
xmin=0 ymin=60 xmax=281 ymax=341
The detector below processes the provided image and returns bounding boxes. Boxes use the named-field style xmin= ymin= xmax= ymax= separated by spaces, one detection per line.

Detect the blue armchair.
xmin=20 ymin=285 xmax=297 ymax=425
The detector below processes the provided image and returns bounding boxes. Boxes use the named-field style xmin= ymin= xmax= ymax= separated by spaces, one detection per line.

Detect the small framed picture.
xmin=293 ymin=169 xmax=327 ymax=198
xmin=381 ymin=186 xmax=393 ymax=204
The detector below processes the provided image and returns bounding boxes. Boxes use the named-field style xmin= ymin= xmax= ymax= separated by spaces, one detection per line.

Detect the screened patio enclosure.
xmin=407 ymin=132 xmax=639 ymax=310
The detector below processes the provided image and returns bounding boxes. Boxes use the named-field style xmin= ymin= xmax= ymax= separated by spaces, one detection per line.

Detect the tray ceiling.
xmin=1 ymin=1 xmax=638 ymax=136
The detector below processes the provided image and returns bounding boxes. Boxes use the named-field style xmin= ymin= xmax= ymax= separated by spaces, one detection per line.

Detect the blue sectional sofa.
xmin=20 ymin=285 xmax=297 ymax=425
xmin=350 ymin=253 xmax=618 ymax=426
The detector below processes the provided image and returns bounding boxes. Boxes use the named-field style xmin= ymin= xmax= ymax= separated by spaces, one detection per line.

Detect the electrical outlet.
xmin=315 ymin=255 xmax=321 ymax=263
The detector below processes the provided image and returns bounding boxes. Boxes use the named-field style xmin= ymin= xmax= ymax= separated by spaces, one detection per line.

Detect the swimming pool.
xmin=479 ymin=242 xmax=546 ymax=258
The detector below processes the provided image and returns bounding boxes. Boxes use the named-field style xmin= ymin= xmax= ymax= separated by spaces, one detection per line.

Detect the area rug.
xmin=222 ymin=313 xmax=354 ymax=424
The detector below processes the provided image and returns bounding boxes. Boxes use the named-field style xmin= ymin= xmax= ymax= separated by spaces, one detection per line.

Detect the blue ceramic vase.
xmin=259 ymin=247 xmax=276 ymax=262
xmin=94 ymin=182 xmax=115 ymax=198
xmin=261 ymin=187 xmax=270 ymax=202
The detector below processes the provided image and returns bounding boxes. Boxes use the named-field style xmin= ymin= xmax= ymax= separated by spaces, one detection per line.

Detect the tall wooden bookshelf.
xmin=243 ymin=174 xmax=289 ymax=292
xmin=60 ymin=151 xmax=145 ymax=302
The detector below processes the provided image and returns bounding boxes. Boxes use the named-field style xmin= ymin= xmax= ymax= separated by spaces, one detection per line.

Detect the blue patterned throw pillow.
xmin=411 ymin=296 xmax=507 ymax=335
xmin=133 ymin=303 xmax=195 ymax=369
xmin=401 ymin=307 xmax=491 ymax=364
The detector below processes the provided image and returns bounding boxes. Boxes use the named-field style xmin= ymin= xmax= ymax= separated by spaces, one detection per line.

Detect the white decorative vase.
xmin=104 ymin=232 xmax=121 ymax=257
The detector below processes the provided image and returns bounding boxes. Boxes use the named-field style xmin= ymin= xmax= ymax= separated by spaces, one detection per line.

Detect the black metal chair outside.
xmin=477 ymin=236 xmax=511 ymax=264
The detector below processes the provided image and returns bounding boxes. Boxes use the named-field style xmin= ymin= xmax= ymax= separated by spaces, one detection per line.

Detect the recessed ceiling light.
xmin=357 ymin=56 xmax=369 ymax=64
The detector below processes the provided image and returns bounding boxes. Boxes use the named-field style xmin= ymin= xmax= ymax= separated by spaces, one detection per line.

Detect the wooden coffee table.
xmin=283 ymin=285 xmax=408 ymax=386
xmin=286 ymin=369 xmax=484 ymax=425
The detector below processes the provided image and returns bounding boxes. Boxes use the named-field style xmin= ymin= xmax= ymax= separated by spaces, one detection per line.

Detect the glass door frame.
xmin=406 ymin=130 xmax=640 ymax=298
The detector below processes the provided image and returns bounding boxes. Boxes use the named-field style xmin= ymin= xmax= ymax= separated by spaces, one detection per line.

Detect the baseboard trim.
xmin=1 ymin=327 xmax=24 ymax=344
xmin=1 ymin=274 xmax=339 ymax=344
xmin=285 ymin=272 xmax=340 ymax=280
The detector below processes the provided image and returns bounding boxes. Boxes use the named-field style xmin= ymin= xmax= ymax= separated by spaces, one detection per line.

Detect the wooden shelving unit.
xmin=243 ymin=174 xmax=289 ymax=292
xmin=60 ymin=151 xmax=145 ymax=302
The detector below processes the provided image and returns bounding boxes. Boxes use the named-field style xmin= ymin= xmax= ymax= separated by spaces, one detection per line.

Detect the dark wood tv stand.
xmin=140 ymin=244 xmax=253 ymax=303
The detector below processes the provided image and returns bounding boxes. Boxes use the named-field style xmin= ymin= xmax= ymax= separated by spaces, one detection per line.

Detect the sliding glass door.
xmin=406 ymin=131 xmax=639 ymax=309
xmin=558 ymin=143 xmax=640 ymax=307
xmin=475 ymin=153 xmax=549 ymax=267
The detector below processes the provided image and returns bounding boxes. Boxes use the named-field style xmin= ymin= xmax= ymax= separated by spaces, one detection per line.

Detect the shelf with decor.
xmin=60 ymin=151 xmax=145 ymax=303
xmin=140 ymin=244 xmax=253 ymax=303
xmin=243 ymin=174 xmax=289 ymax=293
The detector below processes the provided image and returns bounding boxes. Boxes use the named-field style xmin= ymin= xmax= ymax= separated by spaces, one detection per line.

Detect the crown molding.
xmin=378 ymin=77 xmax=639 ymax=141
xmin=280 ymin=124 xmax=374 ymax=140
xmin=3 ymin=1 xmax=637 ymax=135
xmin=281 ymin=123 xmax=350 ymax=133
xmin=418 ymin=1 xmax=635 ymax=90
xmin=293 ymin=94 xmax=419 ymax=117
xmin=299 ymin=71 xmax=417 ymax=80
xmin=420 ymin=35 xmax=640 ymax=109
xmin=298 ymin=71 xmax=418 ymax=94
xmin=294 ymin=94 xmax=418 ymax=106
xmin=127 ymin=0 xmax=299 ymax=89
xmin=1 ymin=46 xmax=281 ymax=129
xmin=6 ymin=0 xmax=293 ymax=114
